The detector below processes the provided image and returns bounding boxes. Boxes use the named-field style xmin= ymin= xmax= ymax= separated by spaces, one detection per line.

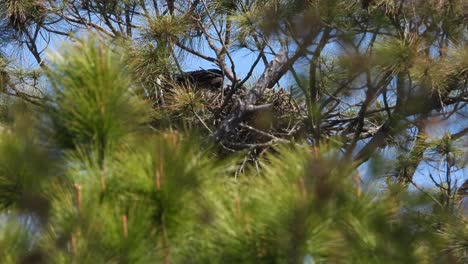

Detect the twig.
xmin=239 ymin=123 xmax=289 ymax=143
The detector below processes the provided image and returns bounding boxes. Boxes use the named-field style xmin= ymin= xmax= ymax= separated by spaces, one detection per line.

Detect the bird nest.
xmin=149 ymin=70 xmax=303 ymax=156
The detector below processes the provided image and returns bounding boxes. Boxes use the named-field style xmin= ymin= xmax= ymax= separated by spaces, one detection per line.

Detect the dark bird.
xmin=176 ymin=69 xmax=224 ymax=91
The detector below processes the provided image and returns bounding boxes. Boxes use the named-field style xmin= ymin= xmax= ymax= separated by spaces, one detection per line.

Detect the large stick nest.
xmin=149 ymin=69 xmax=303 ymax=154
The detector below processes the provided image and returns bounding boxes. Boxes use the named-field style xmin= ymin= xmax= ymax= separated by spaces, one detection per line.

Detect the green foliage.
xmin=374 ymin=38 xmax=418 ymax=72
xmin=0 ymin=219 xmax=33 ymax=264
xmin=0 ymin=108 xmax=52 ymax=221
xmin=126 ymin=42 xmax=175 ymax=87
xmin=4 ymin=0 xmax=45 ymax=31
xmin=145 ymin=15 xmax=193 ymax=45
xmin=46 ymin=36 xmax=152 ymax=151
xmin=0 ymin=1 xmax=466 ymax=263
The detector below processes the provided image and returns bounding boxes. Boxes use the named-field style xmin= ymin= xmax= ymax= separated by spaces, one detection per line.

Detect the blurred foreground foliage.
xmin=0 ymin=37 xmax=466 ymax=264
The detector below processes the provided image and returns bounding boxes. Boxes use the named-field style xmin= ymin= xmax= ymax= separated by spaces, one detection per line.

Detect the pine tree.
xmin=0 ymin=1 xmax=466 ymax=263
